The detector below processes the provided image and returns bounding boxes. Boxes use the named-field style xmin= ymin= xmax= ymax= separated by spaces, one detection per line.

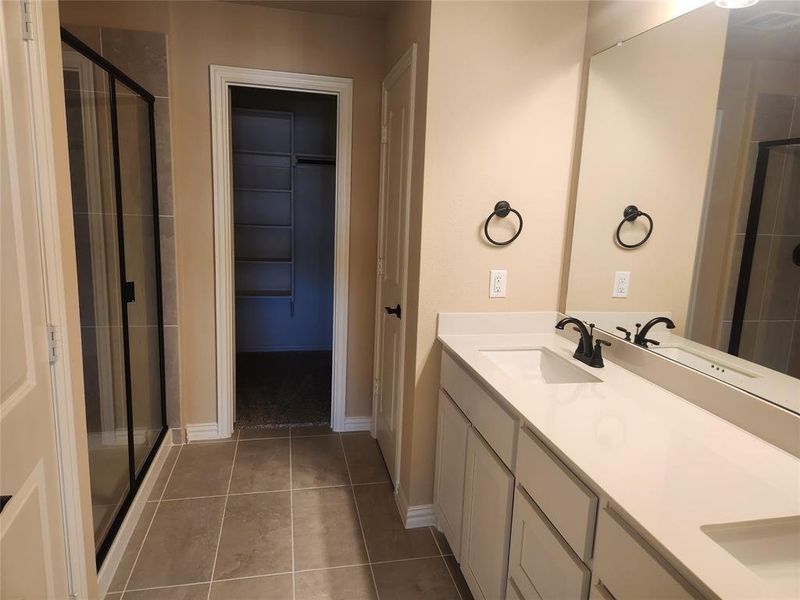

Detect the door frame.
xmin=3 ymin=1 xmax=91 ymax=596
xmin=371 ymin=44 xmax=417 ymax=486
xmin=210 ymin=65 xmax=352 ymax=436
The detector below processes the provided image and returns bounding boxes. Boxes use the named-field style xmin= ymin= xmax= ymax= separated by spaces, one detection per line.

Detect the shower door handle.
xmin=123 ymin=281 xmax=136 ymax=304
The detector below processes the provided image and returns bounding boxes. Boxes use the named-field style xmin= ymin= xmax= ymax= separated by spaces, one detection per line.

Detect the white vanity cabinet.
xmin=435 ymin=348 xmax=708 ymax=600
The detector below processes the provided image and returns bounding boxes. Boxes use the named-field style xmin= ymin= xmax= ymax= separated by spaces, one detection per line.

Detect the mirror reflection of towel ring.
xmin=484 ymin=201 xmax=523 ymax=246
xmin=615 ymin=205 xmax=653 ymax=249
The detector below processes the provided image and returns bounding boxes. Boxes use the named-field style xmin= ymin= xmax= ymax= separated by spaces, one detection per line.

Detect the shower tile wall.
xmin=721 ymin=93 xmax=800 ymax=377
xmin=63 ymin=24 xmax=182 ymax=430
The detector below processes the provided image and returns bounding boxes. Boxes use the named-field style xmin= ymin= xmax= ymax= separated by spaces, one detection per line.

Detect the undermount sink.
xmin=701 ymin=516 xmax=800 ymax=598
xmin=479 ymin=347 xmax=601 ymax=384
xmin=652 ymin=345 xmax=756 ymax=383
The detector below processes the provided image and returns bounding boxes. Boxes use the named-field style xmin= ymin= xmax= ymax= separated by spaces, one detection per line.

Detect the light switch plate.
xmin=613 ymin=271 xmax=630 ymax=298
xmin=490 ymin=270 xmax=507 ymax=298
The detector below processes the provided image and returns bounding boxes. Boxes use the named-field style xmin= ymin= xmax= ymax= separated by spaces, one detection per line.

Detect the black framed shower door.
xmin=729 ymin=136 xmax=800 ymax=357
xmin=61 ymin=28 xmax=168 ymax=566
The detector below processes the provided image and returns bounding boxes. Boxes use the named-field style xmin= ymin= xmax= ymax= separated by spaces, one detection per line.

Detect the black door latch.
xmin=384 ymin=304 xmax=402 ymax=320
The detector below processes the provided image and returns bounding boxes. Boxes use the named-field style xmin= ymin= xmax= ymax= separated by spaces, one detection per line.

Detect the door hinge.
xmin=20 ymin=0 xmax=34 ymax=41
xmin=376 ymin=257 xmax=384 ymax=276
xmin=47 ymin=324 xmax=58 ymax=364
xmin=380 ymin=125 xmax=388 ymax=145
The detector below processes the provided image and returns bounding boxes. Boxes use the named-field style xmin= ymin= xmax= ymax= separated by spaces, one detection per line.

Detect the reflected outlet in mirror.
xmin=479 ymin=348 xmax=601 ymax=384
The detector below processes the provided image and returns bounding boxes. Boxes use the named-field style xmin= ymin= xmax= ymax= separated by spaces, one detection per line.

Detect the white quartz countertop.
xmin=437 ymin=315 xmax=800 ymax=600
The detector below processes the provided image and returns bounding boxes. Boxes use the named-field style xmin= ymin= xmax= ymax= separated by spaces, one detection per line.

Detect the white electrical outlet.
xmin=490 ymin=270 xmax=507 ymax=298
xmin=613 ymin=271 xmax=630 ymax=298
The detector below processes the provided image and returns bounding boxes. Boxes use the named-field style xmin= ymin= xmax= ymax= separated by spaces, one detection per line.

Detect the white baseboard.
xmin=186 ymin=422 xmax=220 ymax=442
xmin=98 ymin=431 xmax=174 ymax=596
xmin=341 ymin=416 xmax=372 ymax=432
xmin=394 ymin=482 xmax=437 ymax=529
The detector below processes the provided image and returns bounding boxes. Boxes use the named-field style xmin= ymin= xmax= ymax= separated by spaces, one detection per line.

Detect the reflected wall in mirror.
xmin=565 ymin=1 xmax=800 ymax=414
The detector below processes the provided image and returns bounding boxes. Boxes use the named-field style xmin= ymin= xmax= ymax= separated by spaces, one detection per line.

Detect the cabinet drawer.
xmin=441 ymin=351 xmax=518 ymax=468
xmin=509 ymin=487 xmax=591 ymax=600
xmin=594 ymin=507 xmax=700 ymax=600
xmin=516 ymin=427 xmax=597 ymax=561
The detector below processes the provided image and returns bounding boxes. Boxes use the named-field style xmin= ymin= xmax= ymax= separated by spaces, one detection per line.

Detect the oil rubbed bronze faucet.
xmin=633 ymin=317 xmax=676 ymax=348
xmin=555 ymin=317 xmax=610 ymax=368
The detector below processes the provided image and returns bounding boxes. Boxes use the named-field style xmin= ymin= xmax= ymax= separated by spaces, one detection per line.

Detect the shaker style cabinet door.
xmin=460 ymin=427 xmax=514 ymax=600
xmin=434 ymin=390 xmax=470 ymax=557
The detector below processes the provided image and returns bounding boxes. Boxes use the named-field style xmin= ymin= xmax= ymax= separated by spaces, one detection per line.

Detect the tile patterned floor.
xmin=106 ymin=428 xmax=472 ymax=600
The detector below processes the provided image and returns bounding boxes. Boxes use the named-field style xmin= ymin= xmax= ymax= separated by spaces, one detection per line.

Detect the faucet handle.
xmin=595 ymin=339 xmax=611 ymax=347
xmin=615 ymin=326 xmax=631 ymax=341
xmin=642 ymin=338 xmax=660 ymax=348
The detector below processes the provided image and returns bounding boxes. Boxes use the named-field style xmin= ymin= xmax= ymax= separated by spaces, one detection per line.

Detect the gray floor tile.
xmin=209 ymin=573 xmax=293 ymax=600
xmin=104 ymin=594 xmax=122 ymax=600
xmin=292 ymin=486 xmax=368 ymax=570
xmin=444 ymin=555 xmax=473 ymax=600
xmin=127 ymin=497 xmax=225 ymax=588
xmin=353 ymin=483 xmax=439 ymax=562
xmin=238 ymin=426 xmax=290 ymax=440
xmin=291 ymin=435 xmax=349 ymax=489
xmin=229 ymin=438 xmax=290 ymax=493
xmin=123 ymin=584 xmax=209 ymax=600
xmin=291 ymin=424 xmax=336 ymax=437
xmin=342 ymin=433 xmax=390 ymax=484
xmin=148 ymin=446 xmax=181 ymax=500
xmin=163 ymin=442 xmax=235 ymax=499
xmin=431 ymin=527 xmax=454 ymax=556
xmin=372 ymin=557 xmax=461 ymax=600
xmin=107 ymin=502 xmax=157 ymax=592
xmin=214 ymin=492 xmax=293 ymax=580
xmin=295 ymin=565 xmax=378 ymax=600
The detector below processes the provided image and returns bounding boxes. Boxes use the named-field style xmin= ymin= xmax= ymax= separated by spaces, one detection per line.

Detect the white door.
xmin=0 ymin=1 xmax=72 ymax=597
xmin=373 ymin=45 xmax=416 ymax=484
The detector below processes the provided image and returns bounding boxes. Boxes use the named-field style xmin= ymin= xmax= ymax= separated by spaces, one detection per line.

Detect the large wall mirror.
xmin=564 ymin=1 xmax=800 ymax=413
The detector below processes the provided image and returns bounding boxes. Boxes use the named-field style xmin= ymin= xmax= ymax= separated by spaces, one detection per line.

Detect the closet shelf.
xmin=234 ymin=223 xmax=292 ymax=229
xmin=234 ymin=186 xmax=292 ymax=194
xmin=233 ymin=149 xmax=292 ymax=157
xmin=236 ymin=290 xmax=292 ymax=298
xmin=235 ymin=258 xmax=292 ymax=264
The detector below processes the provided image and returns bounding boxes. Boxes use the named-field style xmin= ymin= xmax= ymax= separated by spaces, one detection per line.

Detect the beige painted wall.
xmin=403 ymin=0 xmax=589 ymax=506
xmin=565 ymin=5 xmax=728 ymax=335
xmin=168 ymin=2 xmax=385 ymax=423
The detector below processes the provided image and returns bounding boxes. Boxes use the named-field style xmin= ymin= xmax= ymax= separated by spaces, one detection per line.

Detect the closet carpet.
xmin=235 ymin=351 xmax=332 ymax=428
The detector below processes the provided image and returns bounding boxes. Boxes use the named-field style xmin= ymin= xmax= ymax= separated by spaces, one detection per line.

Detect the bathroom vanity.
xmin=433 ymin=313 xmax=800 ymax=600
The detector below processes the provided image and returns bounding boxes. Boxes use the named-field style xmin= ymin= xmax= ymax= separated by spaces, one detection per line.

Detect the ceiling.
xmin=230 ymin=0 xmax=397 ymax=20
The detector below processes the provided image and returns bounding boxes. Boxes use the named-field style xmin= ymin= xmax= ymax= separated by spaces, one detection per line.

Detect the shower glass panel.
xmin=62 ymin=43 xmax=130 ymax=551
xmin=115 ymin=82 xmax=165 ymax=476
xmin=61 ymin=30 xmax=167 ymax=565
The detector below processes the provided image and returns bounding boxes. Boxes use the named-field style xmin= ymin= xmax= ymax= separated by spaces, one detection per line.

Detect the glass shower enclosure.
xmin=61 ymin=29 xmax=167 ymax=564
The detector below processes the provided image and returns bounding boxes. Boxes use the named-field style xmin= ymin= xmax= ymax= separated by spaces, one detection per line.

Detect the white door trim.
xmin=210 ymin=65 xmax=353 ymax=437
xmin=372 ymin=44 xmax=417 ymax=486
xmin=15 ymin=1 xmax=91 ymax=595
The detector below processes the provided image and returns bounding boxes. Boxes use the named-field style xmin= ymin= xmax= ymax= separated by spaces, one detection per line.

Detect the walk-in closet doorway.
xmin=211 ymin=67 xmax=352 ymax=439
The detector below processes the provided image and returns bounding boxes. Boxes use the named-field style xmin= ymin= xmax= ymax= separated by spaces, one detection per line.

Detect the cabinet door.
xmin=508 ymin=488 xmax=590 ymax=600
xmin=434 ymin=390 xmax=470 ymax=557
xmin=461 ymin=427 xmax=514 ymax=600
